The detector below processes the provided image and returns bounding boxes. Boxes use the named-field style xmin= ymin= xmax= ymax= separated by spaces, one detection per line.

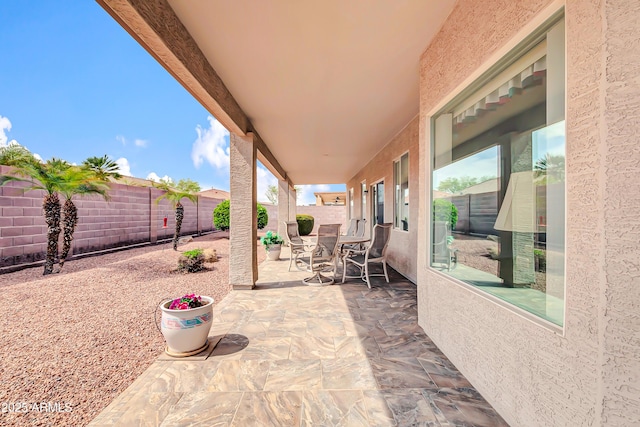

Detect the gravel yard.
xmin=450 ymin=234 xmax=499 ymax=276
xmin=0 ymin=232 xmax=266 ymax=426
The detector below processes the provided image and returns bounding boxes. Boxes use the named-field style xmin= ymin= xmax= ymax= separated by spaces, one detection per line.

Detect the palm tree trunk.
xmin=173 ymin=202 xmax=184 ymax=250
xmin=43 ymin=193 xmax=61 ymax=275
xmin=59 ymin=198 xmax=78 ymax=268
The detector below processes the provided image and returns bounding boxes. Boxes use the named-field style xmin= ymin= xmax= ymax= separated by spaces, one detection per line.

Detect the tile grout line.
xmin=229 ymin=391 xmax=244 ymax=426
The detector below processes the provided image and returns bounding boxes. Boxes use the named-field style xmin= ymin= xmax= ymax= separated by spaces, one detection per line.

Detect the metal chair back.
xmin=368 ymin=223 xmax=392 ymax=259
xmin=345 ymin=218 xmax=358 ymax=236
xmin=285 ymin=221 xmax=304 ymax=247
xmin=312 ymin=224 xmax=341 ymax=260
xmin=355 ymin=219 xmax=367 ymax=237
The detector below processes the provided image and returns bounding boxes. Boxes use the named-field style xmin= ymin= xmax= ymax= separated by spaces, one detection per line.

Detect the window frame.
xmin=426 ymin=8 xmax=566 ymax=334
xmin=393 ymin=151 xmax=410 ymax=231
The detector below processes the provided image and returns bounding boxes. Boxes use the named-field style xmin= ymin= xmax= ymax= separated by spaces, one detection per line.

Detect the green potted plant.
xmin=261 ymin=230 xmax=284 ymax=261
xmin=159 ymin=293 xmax=214 ymax=357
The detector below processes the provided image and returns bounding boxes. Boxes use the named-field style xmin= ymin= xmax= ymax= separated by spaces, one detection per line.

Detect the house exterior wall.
xmin=416 ymin=1 xmax=639 ymax=426
xmin=0 ymin=165 xmax=222 ymax=269
xmin=346 ymin=116 xmax=419 ymax=282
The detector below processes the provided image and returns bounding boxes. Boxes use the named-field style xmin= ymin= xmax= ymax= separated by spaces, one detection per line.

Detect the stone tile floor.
xmin=90 ymin=250 xmax=508 ymax=426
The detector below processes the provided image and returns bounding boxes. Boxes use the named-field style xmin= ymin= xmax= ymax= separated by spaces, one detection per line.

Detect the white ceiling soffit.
xmin=168 ymin=0 xmax=456 ymax=184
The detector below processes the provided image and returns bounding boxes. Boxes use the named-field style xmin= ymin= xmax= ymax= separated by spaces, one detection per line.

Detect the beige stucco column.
xmin=229 ymin=132 xmax=257 ymax=289
xmin=277 ymin=179 xmax=289 ymax=240
xmin=288 ymin=187 xmax=297 ymax=220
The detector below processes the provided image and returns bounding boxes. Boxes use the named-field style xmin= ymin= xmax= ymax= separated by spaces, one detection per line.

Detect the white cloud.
xmin=0 ymin=115 xmax=18 ymax=147
xmin=256 ymin=165 xmax=278 ymax=203
xmin=116 ymin=135 xmax=148 ymax=148
xmin=191 ymin=116 xmax=230 ymax=169
xmin=297 ymin=184 xmax=331 ymax=205
xmin=0 ymin=115 xmax=43 ymax=161
xmin=146 ymin=172 xmax=173 ymax=183
xmin=115 ymin=157 xmax=132 ymax=176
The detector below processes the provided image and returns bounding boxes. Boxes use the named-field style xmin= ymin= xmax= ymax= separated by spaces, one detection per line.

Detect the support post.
xmin=289 ymin=187 xmax=297 ymax=221
xmin=277 ymin=179 xmax=289 ymax=241
xmin=229 ymin=132 xmax=257 ymax=289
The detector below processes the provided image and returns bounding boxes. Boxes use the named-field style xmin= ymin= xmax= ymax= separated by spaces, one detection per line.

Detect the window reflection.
xmin=430 ymin=17 xmax=566 ymax=327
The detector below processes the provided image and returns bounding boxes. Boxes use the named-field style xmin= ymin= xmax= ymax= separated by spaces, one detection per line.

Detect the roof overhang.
xmin=97 ymin=0 xmax=456 ymax=184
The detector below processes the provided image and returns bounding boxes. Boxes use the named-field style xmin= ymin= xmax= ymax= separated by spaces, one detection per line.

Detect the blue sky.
xmin=0 ymin=1 xmax=342 ymax=204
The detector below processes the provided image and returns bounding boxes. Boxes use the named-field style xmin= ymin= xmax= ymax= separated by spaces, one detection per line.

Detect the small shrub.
xmin=183 ymin=248 xmax=204 ymax=259
xmin=433 ymin=199 xmax=458 ymax=230
xmin=203 ymin=248 xmax=218 ymax=263
xmin=212 ymin=199 xmax=269 ymax=230
xmin=257 ymin=203 xmax=268 ymax=229
xmin=213 ymin=200 xmax=230 ymax=230
xmin=178 ymin=248 xmax=205 ymax=273
xmin=296 ymin=214 xmax=314 ymax=236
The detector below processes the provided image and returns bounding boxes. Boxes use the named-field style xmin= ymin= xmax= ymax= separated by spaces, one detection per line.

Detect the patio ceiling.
xmin=99 ymin=0 xmax=456 ymax=184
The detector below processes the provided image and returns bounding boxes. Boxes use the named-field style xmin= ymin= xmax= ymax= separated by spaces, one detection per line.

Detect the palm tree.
xmin=0 ymin=144 xmax=38 ymax=167
xmin=534 ymin=153 xmax=565 ymax=184
xmin=54 ymin=155 xmax=122 ymax=268
xmin=82 ymin=155 xmax=122 ymax=181
xmin=155 ymin=179 xmax=200 ymax=250
xmin=58 ymin=168 xmax=110 ymax=268
xmin=0 ymin=158 xmax=70 ymax=274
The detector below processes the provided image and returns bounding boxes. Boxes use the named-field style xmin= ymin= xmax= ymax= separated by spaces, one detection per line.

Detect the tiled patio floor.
xmin=90 ymin=248 xmax=508 ymax=426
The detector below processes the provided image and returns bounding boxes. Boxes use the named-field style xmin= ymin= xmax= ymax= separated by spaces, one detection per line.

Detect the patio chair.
xmin=432 ymin=221 xmax=458 ymax=271
xmin=302 ymin=223 xmax=342 ymax=286
xmin=342 ymin=222 xmax=392 ymax=288
xmin=342 ymin=218 xmax=367 ymax=253
xmin=283 ymin=221 xmax=312 ymax=271
xmin=355 ymin=218 xmax=367 ymax=238
xmin=344 ymin=218 xmax=358 ymax=236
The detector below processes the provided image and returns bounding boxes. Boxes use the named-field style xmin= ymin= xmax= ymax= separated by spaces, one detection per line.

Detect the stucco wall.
xmin=346 ymin=117 xmax=419 ymax=283
xmin=417 ymin=1 xmax=639 ymax=426
xmin=0 ymin=166 xmax=222 ymax=268
xmin=598 ymin=0 xmax=640 ymax=424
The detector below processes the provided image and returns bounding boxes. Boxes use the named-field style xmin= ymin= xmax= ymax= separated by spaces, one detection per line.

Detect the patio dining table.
xmin=338 ymin=235 xmax=370 ymax=245
xmin=301 ymin=235 xmax=371 ymax=246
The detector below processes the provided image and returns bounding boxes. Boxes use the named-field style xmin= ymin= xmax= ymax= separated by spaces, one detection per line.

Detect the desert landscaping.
xmin=0 ymin=232 xmax=265 ymax=426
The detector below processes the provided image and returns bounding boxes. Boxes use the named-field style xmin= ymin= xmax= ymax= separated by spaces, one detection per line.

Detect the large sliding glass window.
xmin=394 ymin=153 xmax=409 ymax=230
xmin=430 ymin=16 xmax=565 ymax=327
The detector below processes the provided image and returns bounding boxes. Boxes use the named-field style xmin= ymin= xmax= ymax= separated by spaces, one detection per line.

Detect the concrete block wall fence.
xmin=0 ymin=165 xmax=345 ymax=269
xmin=0 ymin=166 xmax=223 ymax=269
xmin=262 ymin=203 xmax=347 ymax=235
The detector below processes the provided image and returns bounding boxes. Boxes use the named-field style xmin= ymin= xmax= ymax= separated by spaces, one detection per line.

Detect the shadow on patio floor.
xmin=90 ymin=247 xmax=508 ymax=426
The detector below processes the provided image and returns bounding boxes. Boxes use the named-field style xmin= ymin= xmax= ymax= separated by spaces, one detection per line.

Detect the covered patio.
xmin=93 ymin=0 xmax=640 ymax=425
xmin=90 ymin=248 xmax=507 ymax=426
xmin=96 ymin=0 xmax=449 ymax=291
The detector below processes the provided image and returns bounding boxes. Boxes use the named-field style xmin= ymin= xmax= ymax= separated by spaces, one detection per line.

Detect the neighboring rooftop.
xmin=314 ymin=191 xmax=346 ymax=206
xmin=198 ymin=188 xmax=230 ymax=199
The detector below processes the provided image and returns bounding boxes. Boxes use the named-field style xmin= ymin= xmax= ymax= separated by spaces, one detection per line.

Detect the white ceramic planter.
xmin=266 ymin=244 xmax=282 ymax=261
xmin=160 ymin=296 xmax=214 ymax=356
